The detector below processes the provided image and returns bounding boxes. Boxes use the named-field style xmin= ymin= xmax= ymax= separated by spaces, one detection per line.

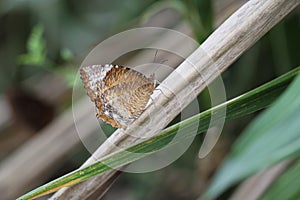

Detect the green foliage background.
xmin=0 ymin=0 xmax=299 ymax=200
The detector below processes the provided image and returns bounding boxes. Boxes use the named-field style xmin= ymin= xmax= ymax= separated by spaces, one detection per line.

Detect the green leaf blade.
xmin=203 ymin=71 xmax=300 ymax=199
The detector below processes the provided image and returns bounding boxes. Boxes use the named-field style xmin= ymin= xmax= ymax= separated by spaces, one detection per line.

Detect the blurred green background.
xmin=0 ymin=0 xmax=299 ymax=200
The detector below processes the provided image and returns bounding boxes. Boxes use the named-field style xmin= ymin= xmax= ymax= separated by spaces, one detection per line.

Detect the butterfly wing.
xmin=80 ymin=64 xmax=155 ymax=128
xmin=102 ymin=80 xmax=154 ymax=127
xmin=80 ymin=64 xmax=114 ymax=101
xmin=101 ymin=65 xmax=153 ymax=91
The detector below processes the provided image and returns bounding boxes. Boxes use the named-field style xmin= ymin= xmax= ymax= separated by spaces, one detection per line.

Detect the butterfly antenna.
xmin=153 ymin=49 xmax=158 ymax=64
xmin=151 ymin=50 xmax=165 ymax=78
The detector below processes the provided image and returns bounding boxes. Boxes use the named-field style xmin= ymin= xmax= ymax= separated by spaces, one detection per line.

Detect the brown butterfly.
xmin=80 ymin=64 xmax=155 ymax=128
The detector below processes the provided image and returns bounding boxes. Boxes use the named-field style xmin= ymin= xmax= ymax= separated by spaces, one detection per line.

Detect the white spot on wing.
xmin=81 ymin=64 xmax=114 ymax=97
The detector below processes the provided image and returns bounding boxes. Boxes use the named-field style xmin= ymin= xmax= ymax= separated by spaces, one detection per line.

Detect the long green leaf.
xmin=203 ymin=70 xmax=300 ymax=199
xmin=18 ymin=67 xmax=300 ymax=200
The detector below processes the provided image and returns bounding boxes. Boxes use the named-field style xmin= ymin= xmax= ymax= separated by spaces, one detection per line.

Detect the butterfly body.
xmin=80 ymin=64 xmax=155 ymax=128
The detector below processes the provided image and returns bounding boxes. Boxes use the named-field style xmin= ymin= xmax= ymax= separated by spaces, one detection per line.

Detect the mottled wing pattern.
xmin=101 ymin=66 xmax=153 ymax=92
xmin=102 ymin=81 xmax=154 ymax=127
xmin=80 ymin=64 xmax=113 ymax=101
xmin=80 ymin=64 xmax=155 ymax=128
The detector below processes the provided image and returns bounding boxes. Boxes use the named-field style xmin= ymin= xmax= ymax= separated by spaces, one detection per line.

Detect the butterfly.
xmin=80 ymin=64 xmax=155 ymax=128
